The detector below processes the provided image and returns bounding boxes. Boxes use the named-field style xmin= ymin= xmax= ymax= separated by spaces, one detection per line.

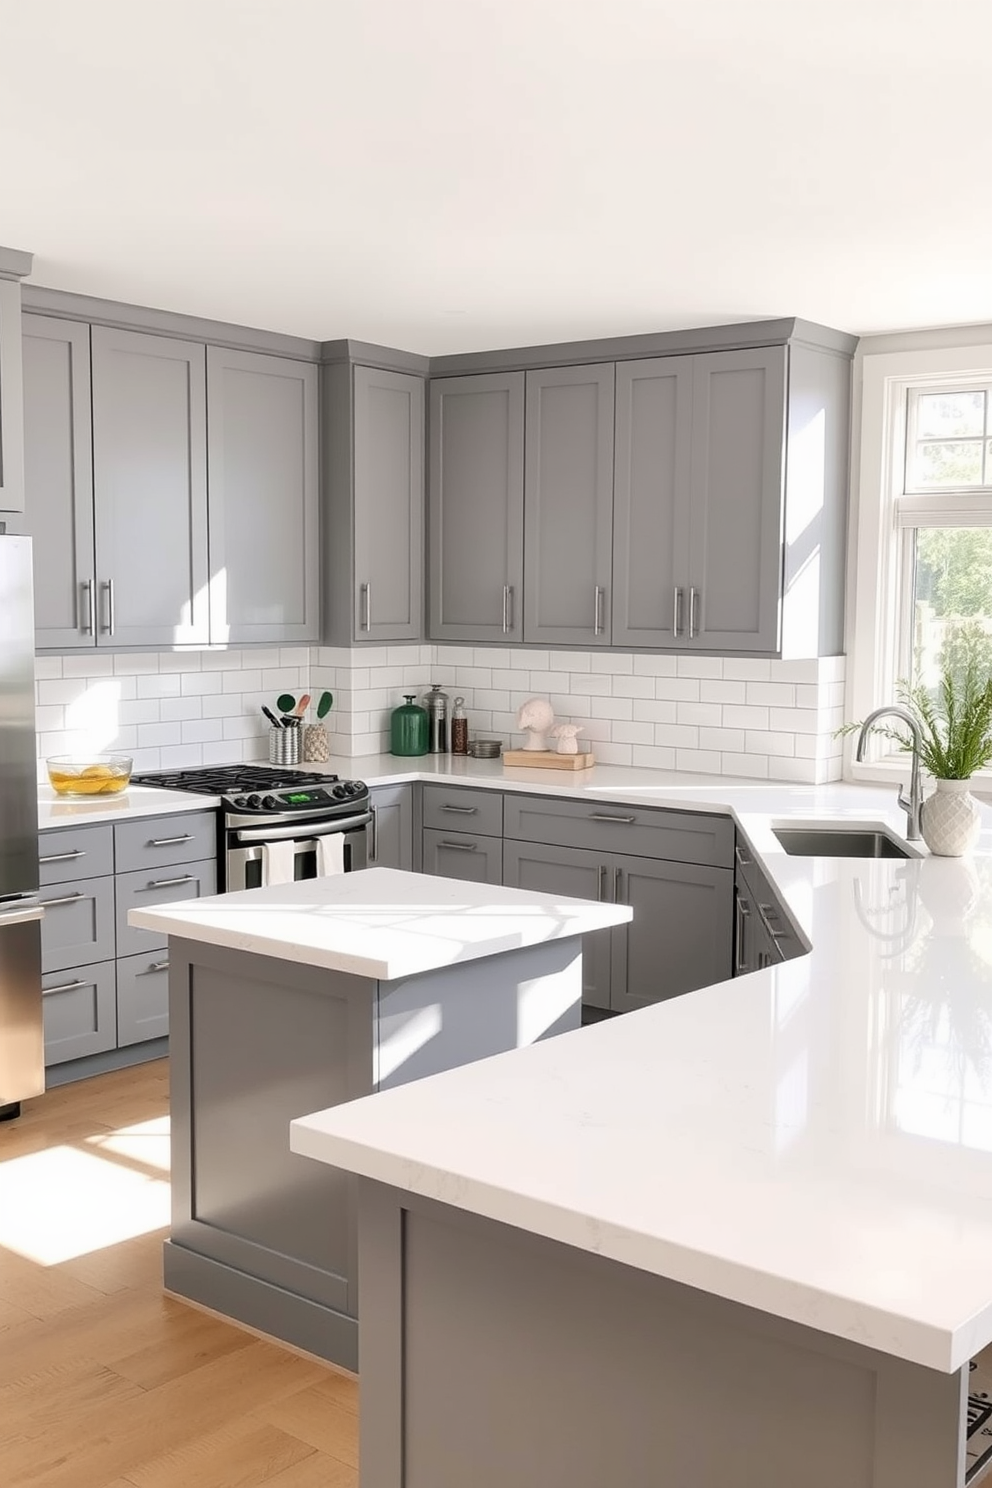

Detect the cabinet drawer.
xmin=114 ymin=811 xmax=217 ymax=873
xmin=116 ymin=857 xmax=218 ymax=958
xmin=422 ymin=785 xmax=503 ymax=838
xmin=43 ymin=960 xmax=117 ymax=1066
xmin=503 ymin=794 xmax=734 ymax=867
xmin=116 ymin=948 xmax=170 ymax=1046
xmin=38 ymin=825 xmax=114 ymax=885
xmin=422 ymin=828 xmax=502 ymax=885
xmin=40 ymin=876 xmax=116 ymax=972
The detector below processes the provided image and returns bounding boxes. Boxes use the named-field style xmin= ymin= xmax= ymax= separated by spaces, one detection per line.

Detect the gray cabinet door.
xmin=43 ymin=960 xmax=117 ymax=1065
xmin=38 ymin=824 xmax=114 ymax=886
xmin=422 ymin=829 xmax=502 ymax=885
xmin=206 ymin=347 xmax=319 ymax=644
xmin=429 ymin=372 xmax=524 ymax=643
xmin=501 ymin=839 xmax=612 ymax=1010
xmin=611 ymin=856 xmax=733 ymax=1014
xmin=524 ymin=364 xmax=615 ymax=646
xmin=116 ymin=857 xmax=218 ymax=958
xmin=116 ymin=948 xmax=170 ymax=1045
xmin=39 ymin=876 xmax=116 ymax=973
xmin=687 ymin=347 xmax=787 ymax=654
xmin=0 ymin=278 xmax=25 ymax=512
xmin=612 ymin=356 xmax=693 ymax=649
xmin=353 ymin=366 xmax=424 ymax=641
xmin=91 ymin=327 xmax=209 ymax=646
xmin=21 ymin=316 xmax=96 ymax=648
xmin=369 ymin=785 xmax=414 ymax=871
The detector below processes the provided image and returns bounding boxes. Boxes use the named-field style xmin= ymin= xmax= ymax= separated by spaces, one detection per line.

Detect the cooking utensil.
xmin=294 ymin=694 xmax=311 ymax=718
xmin=262 ymin=705 xmax=283 ymax=729
xmin=317 ymin=691 xmax=334 ymax=720
xmin=276 ymin=693 xmax=296 ymax=714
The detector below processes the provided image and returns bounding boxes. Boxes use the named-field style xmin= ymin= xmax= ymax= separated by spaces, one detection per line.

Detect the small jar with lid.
xmin=390 ymin=695 xmax=428 ymax=756
xmin=424 ymin=683 xmax=450 ymax=754
xmin=451 ymin=696 xmax=469 ymax=755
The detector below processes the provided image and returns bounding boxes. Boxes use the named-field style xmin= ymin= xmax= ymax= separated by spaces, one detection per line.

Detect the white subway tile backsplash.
xmin=160 ymin=697 xmax=203 ymax=722
xmin=119 ymin=700 xmax=161 ymax=726
xmin=745 ymin=682 xmax=796 ymax=708
xmin=181 ymin=673 xmax=221 ymax=696
xmin=632 ymin=699 xmax=678 ymax=724
xmin=633 ymin=654 xmax=678 ymax=677
xmin=723 ymin=704 xmax=771 ymax=731
xmin=568 ymin=673 xmax=611 ymax=696
xmin=62 ymin=653 xmax=115 ymax=678
xmin=202 ymin=649 xmax=243 ymax=671
xmin=675 ymin=749 xmax=723 ymax=774
xmin=528 ymin=671 xmax=570 ymax=693
xmin=588 ymin=696 xmax=634 ymax=721
xmin=698 ymin=727 xmax=746 ymax=752
xmin=654 ymin=678 xmax=699 ymax=702
xmin=722 ymin=659 xmax=771 ymax=682
xmin=594 ymin=741 xmax=633 ymax=765
xmin=38 ymin=679 xmax=85 ymax=706
xmin=611 ymin=675 xmax=655 ymax=699
xmin=551 ymin=650 xmax=589 ymax=672
xmin=34 ymin=656 xmax=62 ymax=680
xmin=721 ymin=753 xmax=770 ymax=779
xmin=676 ymin=656 xmax=723 ymax=679
xmin=655 ymin=723 xmax=699 ymax=749
xmin=181 ymin=719 xmax=225 ymax=744
xmin=613 ymin=720 xmax=655 ymax=746
xmin=113 ymin=654 xmax=160 ymax=675
xmin=744 ymin=730 xmax=795 ymax=758
xmin=631 ymin=744 xmax=677 ymax=770
xmin=137 ymin=673 xmax=182 ymax=699
xmin=770 ymin=707 xmax=819 ymax=735
xmin=223 ymin=669 xmax=262 ymax=694
xmin=474 ymin=647 xmax=511 ymax=668
xmin=676 ymin=702 xmax=722 ymax=728
xmin=700 ymin=680 xmax=746 ymax=705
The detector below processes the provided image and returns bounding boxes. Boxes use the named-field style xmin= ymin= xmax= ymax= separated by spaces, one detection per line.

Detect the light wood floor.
xmin=0 ymin=1059 xmax=358 ymax=1488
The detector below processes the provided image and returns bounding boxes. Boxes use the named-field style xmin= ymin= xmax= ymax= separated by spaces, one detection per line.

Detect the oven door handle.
xmin=233 ymin=812 xmax=372 ymax=845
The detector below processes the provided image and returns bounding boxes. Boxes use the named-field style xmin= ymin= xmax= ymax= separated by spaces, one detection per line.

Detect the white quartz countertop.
xmin=127 ymin=865 xmax=632 ymax=980
xmin=283 ymin=752 xmax=992 ymax=1376
xmin=37 ymin=783 xmax=220 ymax=830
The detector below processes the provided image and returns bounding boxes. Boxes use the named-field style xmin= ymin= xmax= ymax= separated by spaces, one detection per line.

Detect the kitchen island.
xmin=292 ymin=846 xmax=992 ymax=1488
xmin=127 ymin=866 xmax=630 ymax=1368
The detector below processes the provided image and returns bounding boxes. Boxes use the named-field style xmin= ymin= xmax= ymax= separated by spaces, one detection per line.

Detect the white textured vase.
xmin=920 ymin=778 xmax=982 ymax=857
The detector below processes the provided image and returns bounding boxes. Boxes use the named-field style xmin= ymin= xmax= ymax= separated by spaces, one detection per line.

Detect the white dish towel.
xmin=261 ymin=840 xmax=296 ymax=886
xmin=316 ymin=832 xmax=346 ymax=877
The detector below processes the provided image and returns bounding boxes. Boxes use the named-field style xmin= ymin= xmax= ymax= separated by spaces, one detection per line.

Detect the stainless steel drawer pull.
xmin=39 ymin=849 xmax=85 ymax=864
xmin=361 ymin=582 xmax=372 ymax=631
xmin=440 ymin=804 xmax=478 ymax=814
xmin=143 ymin=875 xmax=195 ymax=890
xmin=42 ymin=979 xmax=87 ymax=997
xmin=598 ymin=864 xmax=607 ymax=901
xmin=42 ymin=892 xmax=84 ymax=907
xmin=439 ymin=840 xmax=478 ymax=851
xmin=137 ymin=959 xmax=170 ymax=975
xmin=735 ymin=843 xmax=751 ymax=867
xmin=593 ymin=585 xmax=605 ymax=636
xmin=615 ymin=866 xmax=625 ymax=902
xmin=502 ymin=584 xmax=510 ymax=634
xmin=80 ymin=579 xmax=95 ymax=636
xmin=689 ymin=586 xmax=700 ymax=640
xmin=589 ymin=813 xmax=636 ymax=824
xmin=148 ymin=834 xmax=194 ymax=847
xmin=102 ymin=578 xmax=115 ymax=636
xmin=673 ymin=587 xmax=683 ymax=638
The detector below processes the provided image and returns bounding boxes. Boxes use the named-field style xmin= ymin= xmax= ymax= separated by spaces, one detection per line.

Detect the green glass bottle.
xmin=390 ymin=694 xmax=429 ymax=756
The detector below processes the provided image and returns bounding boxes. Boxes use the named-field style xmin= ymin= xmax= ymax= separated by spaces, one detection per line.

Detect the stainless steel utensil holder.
xmin=269 ymin=726 xmax=301 ymax=765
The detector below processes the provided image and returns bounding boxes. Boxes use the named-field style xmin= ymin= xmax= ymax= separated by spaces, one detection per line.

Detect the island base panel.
xmin=358 ymin=1181 xmax=967 ymax=1488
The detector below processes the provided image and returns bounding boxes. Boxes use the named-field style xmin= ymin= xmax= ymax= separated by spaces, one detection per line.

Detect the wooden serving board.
xmin=502 ymin=750 xmax=595 ymax=771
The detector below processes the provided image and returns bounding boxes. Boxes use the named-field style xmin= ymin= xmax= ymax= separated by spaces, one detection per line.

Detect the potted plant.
xmin=842 ymin=657 xmax=992 ymax=856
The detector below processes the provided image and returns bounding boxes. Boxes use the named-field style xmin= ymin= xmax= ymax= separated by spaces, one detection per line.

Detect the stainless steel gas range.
xmin=130 ymin=766 xmax=371 ymax=890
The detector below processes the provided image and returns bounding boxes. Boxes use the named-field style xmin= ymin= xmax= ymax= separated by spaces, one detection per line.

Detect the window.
xmin=848 ymin=342 xmax=992 ymax=782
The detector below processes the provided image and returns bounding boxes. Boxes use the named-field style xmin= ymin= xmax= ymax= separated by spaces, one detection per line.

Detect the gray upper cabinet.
xmin=0 ymin=277 xmax=26 ymax=512
xmin=687 ymin=347 xmax=786 ymax=654
xmin=206 ymin=348 xmax=319 ymax=644
xmin=352 ymin=366 xmax=424 ymax=642
xmin=523 ymin=363 xmax=615 ymax=646
xmin=429 ymin=372 xmax=524 ymax=643
xmin=21 ymin=316 xmax=96 ymax=648
xmin=91 ymin=327 xmax=210 ymax=647
xmin=612 ymin=357 xmax=693 ymax=648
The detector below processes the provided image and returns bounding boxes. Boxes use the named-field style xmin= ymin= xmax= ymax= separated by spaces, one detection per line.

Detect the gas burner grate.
xmin=130 ymin=765 xmax=338 ymax=795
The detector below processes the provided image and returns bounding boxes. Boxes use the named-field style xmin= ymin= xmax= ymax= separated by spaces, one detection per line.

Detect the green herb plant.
xmin=838 ymin=658 xmax=992 ymax=779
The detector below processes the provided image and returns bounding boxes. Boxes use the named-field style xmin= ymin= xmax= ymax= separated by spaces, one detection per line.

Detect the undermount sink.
xmin=772 ymin=827 xmax=915 ymax=859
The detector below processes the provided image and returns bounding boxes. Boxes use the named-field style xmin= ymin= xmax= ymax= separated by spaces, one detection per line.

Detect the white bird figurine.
xmin=550 ymin=722 xmax=583 ymax=756
xmin=516 ymin=697 xmax=555 ymax=751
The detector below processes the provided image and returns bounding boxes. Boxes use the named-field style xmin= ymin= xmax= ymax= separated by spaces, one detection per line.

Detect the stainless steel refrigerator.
xmin=0 ymin=533 xmax=43 ymax=1118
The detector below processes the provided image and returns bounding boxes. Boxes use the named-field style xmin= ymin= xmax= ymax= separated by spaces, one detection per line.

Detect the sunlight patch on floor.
xmin=85 ymin=1115 xmax=171 ymax=1172
xmin=0 ymin=1140 xmax=170 ymax=1265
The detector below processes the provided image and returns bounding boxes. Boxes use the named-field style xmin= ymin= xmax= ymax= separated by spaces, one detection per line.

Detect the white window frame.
xmin=846 ymin=340 xmax=992 ymax=786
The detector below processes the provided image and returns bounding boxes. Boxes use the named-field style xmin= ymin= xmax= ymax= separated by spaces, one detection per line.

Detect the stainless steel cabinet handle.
xmin=102 ymin=579 xmax=115 ymax=636
xmin=369 ymin=804 xmax=378 ymax=861
xmin=41 ymin=891 xmax=83 ymax=907
xmin=439 ymin=840 xmax=477 ymax=851
xmin=142 ymin=875 xmax=195 ymax=890
xmin=673 ymin=587 xmax=683 ymax=638
xmin=137 ymin=959 xmax=170 ymax=975
xmin=80 ymin=579 xmax=95 ymax=636
xmin=148 ymin=834 xmax=194 ymax=847
xmin=689 ymin=586 xmax=700 ymax=640
xmin=360 ymin=582 xmax=371 ymax=631
xmin=440 ymin=804 xmax=478 ymax=814
xmin=39 ymin=849 xmax=85 ymax=864
xmin=734 ymin=895 xmax=751 ymax=975
xmin=757 ymin=902 xmax=789 ymax=938
xmin=735 ymin=842 xmax=752 ymax=867
xmin=589 ymin=812 xmax=636 ymax=824
xmin=598 ymin=864 xmax=607 ymax=901
xmin=615 ymin=866 xmax=624 ymax=902
xmin=502 ymin=585 xmax=510 ymax=634
xmin=505 ymin=585 xmax=514 ymax=633
xmin=42 ymin=978 xmax=87 ymax=997
xmin=593 ymin=585 xmax=605 ymax=636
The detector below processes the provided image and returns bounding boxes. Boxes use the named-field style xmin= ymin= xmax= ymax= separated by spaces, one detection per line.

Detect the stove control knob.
xmin=247 ymin=794 xmax=261 ymax=808
xmin=262 ymin=795 xmax=278 ymax=810
xmin=350 ymin=780 xmax=366 ymax=794
xmin=332 ymin=784 xmax=347 ymax=799
xmin=233 ymin=796 xmax=248 ymax=808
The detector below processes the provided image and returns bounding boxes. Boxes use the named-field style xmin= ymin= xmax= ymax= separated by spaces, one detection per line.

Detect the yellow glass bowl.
xmin=47 ymin=754 xmax=133 ymax=797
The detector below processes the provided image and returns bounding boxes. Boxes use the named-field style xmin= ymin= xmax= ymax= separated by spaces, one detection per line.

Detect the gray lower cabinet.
xmin=20 ymin=314 xmax=96 ymax=648
xmin=429 ymin=372 xmax=524 ymax=643
xmin=0 ymin=276 xmax=25 ymax=513
xmin=523 ymin=363 xmax=615 ymax=646
xmin=422 ymin=829 xmax=502 ymax=885
xmin=39 ymin=876 xmax=116 ymax=972
xmin=116 ymin=949 xmax=170 ymax=1046
xmin=610 ymin=853 xmax=733 ymax=1013
xmin=502 ymin=839 xmax=612 ymax=1009
xmin=42 ymin=959 xmax=117 ymax=1065
xmin=91 ymin=326 xmax=210 ymax=646
xmin=115 ymin=857 xmax=218 ymax=959
xmin=352 ymin=365 xmax=425 ymax=642
xmin=206 ymin=347 xmax=319 ymax=644
xmin=734 ymin=839 xmax=804 ymax=972
xmin=369 ymin=785 xmax=414 ymax=871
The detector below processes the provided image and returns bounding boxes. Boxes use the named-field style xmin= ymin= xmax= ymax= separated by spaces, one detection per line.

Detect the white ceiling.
xmin=2 ymin=0 xmax=990 ymax=354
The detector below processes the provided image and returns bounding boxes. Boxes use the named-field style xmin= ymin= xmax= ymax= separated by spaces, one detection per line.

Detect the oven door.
xmin=225 ymin=812 xmax=371 ymax=892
